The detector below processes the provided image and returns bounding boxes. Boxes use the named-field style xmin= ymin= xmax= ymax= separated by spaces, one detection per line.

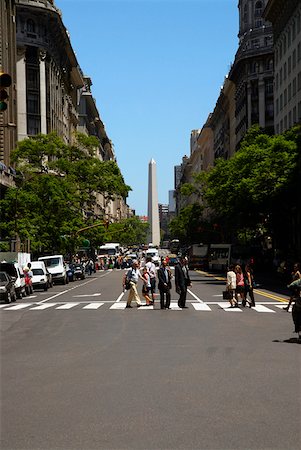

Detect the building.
xmin=209 ymin=77 xmax=236 ymax=160
xmin=0 ymin=0 xmax=18 ymax=192
xmin=229 ymin=0 xmax=274 ymax=147
xmin=263 ymin=0 xmax=301 ymax=133
xmin=147 ymin=158 xmax=160 ymax=246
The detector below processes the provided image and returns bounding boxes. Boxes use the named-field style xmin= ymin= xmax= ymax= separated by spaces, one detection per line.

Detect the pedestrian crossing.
xmin=0 ymin=301 xmax=290 ymax=313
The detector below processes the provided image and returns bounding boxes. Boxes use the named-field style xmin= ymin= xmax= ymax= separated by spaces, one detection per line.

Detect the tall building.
xmin=229 ymin=0 xmax=274 ymax=147
xmin=263 ymin=0 xmax=301 ymax=133
xmin=0 ymin=0 xmax=17 ymax=192
xmin=147 ymin=159 xmax=160 ymax=246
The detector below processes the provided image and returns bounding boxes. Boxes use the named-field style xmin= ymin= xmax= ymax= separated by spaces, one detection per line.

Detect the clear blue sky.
xmin=56 ymin=0 xmax=239 ymax=216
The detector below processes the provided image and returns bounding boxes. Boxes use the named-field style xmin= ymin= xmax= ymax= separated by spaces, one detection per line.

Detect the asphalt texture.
xmin=0 ymin=268 xmax=300 ymax=450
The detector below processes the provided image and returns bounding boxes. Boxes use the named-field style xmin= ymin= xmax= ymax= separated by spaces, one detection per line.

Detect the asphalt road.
xmin=1 ymin=268 xmax=300 ymax=450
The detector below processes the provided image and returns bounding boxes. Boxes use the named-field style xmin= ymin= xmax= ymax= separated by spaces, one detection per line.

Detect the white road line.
xmin=274 ymin=304 xmax=292 ymax=311
xmin=138 ymin=305 xmax=154 ymax=310
xmin=73 ymin=293 xmax=102 ymax=298
xmin=218 ymin=303 xmax=242 ymax=312
xmin=116 ymin=291 xmax=125 ymax=302
xmin=0 ymin=304 xmax=10 ymax=308
xmin=192 ymin=303 xmax=211 ymax=311
xmin=83 ymin=303 xmax=104 ymax=309
xmin=55 ymin=303 xmax=80 ymax=310
xmin=30 ymin=303 xmax=58 ymax=310
xmin=170 ymin=302 xmax=182 ymax=310
xmin=251 ymin=305 xmax=276 ymax=313
xmin=38 ymin=278 xmax=98 ymax=304
xmin=110 ymin=302 xmax=127 ymax=310
xmin=2 ymin=303 xmax=34 ymax=310
xmin=187 ymin=289 xmax=204 ymax=303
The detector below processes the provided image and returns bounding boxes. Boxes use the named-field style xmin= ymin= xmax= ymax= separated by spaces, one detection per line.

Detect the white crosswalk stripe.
xmin=0 ymin=301 xmax=290 ymax=313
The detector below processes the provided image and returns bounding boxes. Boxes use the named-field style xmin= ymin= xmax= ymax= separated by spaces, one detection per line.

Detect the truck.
xmin=187 ymin=244 xmax=209 ymax=270
xmin=208 ymin=244 xmax=231 ymax=271
xmin=98 ymin=243 xmax=120 ymax=258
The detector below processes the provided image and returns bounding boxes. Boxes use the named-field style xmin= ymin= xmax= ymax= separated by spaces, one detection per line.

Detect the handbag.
xmin=125 ymin=281 xmax=131 ymax=290
xmin=223 ymin=290 xmax=232 ymax=300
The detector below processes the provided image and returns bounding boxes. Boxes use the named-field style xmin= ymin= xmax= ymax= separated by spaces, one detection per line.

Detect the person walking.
xmin=141 ymin=267 xmax=152 ymax=306
xmin=123 ymin=260 xmax=144 ymax=308
xmin=158 ymin=259 xmax=172 ymax=309
xmin=235 ymin=264 xmax=245 ymax=306
xmin=244 ymin=264 xmax=256 ymax=307
xmin=287 ymin=278 xmax=301 ymax=340
xmin=175 ymin=257 xmax=191 ymax=309
xmin=145 ymin=257 xmax=157 ymax=304
xmin=283 ymin=263 xmax=301 ymax=311
xmin=226 ymin=264 xmax=237 ymax=307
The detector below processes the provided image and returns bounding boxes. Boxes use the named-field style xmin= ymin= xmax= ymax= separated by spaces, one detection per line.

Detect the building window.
xmin=292 ymin=21 xmax=296 ymax=40
xmin=280 ymin=67 xmax=283 ymax=85
xmin=284 ymin=115 xmax=288 ymax=130
xmin=276 ymin=72 xmax=279 ymax=90
xmin=243 ymin=4 xmax=248 ymax=24
xmin=255 ymin=1 xmax=263 ymax=17
xmin=288 ymin=83 xmax=292 ymax=100
xmin=293 ymin=49 xmax=296 ymax=68
xmin=27 ymin=68 xmax=39 ymax=90
xmin=27 ymin=19 xmax=36 ymax=33
xmin=297 ymin=101 xmax=301 ymax=120
xmin=297 ymin=14 xmax=301 ymax=34
xmin=289 ymin=111 xmax=292 ymax=128
xmin=266 ymin=58 xmax=273 ymax=71
xmin=27 ymin=116 xmax=40 ymax=136
xmin=283 ymin=35 xmax=287 ymax=54
xmin=265 ymin=79 xmax=273 ymax=95
xmin=293 ymin=106 xmax=297 ymax=123
xmin=293 ymin=77 xmax=297 ymax=95
xmin=284 ymin=62 xmax=287 ymax=80
xmin=298 ymin=42 xmax=301 ymax=61
xmin=276 ymin=98 xmax=279 ymax=115
xmin=288 ymin=29 xmax=291 ymax=46
xmin=280 ymin=94 xmax=283 ymax=110
xmin=284 ymin=88 xmax=287 ymax=106
xmin=27 ymin=93 xmax=39 ymax=114
xmin=298 ymin=72 xmax=301 ymax=91
xmin=288 ymin=55 xmax=292 ymax=74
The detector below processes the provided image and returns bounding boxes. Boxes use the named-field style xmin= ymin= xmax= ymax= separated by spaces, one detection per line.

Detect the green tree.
xmin=0 ymin=133 xmax=131 ymax=255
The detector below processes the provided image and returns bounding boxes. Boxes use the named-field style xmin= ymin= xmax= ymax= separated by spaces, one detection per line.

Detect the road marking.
xmin=83 ymin=302 xmax=104 ymax=309
xmin=3 ymin=303 xmax=34 ymax=310
xmin=55 ymin=303 xmax=80 ymax=310
xmin=192 ymin=303 xmax=211 ymax=311
xmin=0 ymin=304 xmax=10 ymax=308
xmin=251 ymin=305 xmax=275 ymax=313
xmin=30 ymin=303 xmax=58 ymax=310
xmin=170 ymin=302 xmax=182 ymax=310
xmin=254 ymin=290 xmax=287 ymax=302
xmin=73 ymin=293 xmax=102 ymax=298
xmin=274 ymin=304 xmax=292 ymax=311
xmin=218 ymin=303 xmax=242 ymax=312
xmin=187 ymin=289 xmax=204 ymax=303
xmin=116 ymin=291 xmax=125 ymax=302
xmin=38 ymin=278 xmax=98 ymax=304
xmin=138 ymin=305 xmax=154 ymax=310
xmin=110 ymin=302 xmax=127 ymax=309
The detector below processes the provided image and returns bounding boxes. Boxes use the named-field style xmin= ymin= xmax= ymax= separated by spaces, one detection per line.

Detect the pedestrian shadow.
xmin=273 ymin=338 xmax=301 ymax=344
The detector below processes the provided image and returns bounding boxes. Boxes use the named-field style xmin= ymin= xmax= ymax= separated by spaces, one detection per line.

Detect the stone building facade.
xmin=229 ymin=0 xmax=274 ymax=147
xmin=264 ymin=0 xmax=301 ymax=133
xmin=0 ymin=0 xmax=18 ymax=191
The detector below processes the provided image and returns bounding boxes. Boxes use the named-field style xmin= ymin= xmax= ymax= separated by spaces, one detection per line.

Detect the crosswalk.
xmin=0 ymin=301 xmax=290 ymax=313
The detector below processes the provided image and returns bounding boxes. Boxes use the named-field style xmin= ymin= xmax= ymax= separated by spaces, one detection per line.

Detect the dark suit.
xmin=157 ymin=266 xmax=172 ymax=309
xmin=175 ymin=262 xmax=191 ymax=308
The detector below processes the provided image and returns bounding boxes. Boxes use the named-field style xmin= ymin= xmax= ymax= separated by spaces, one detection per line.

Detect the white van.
xmin=0 ymin=261 xmax=26 ymax=299
xmin=38 ymin=255 xmax=68 ymax=284
xmin=30 ymin=261 xmax=49 ymax=291
xmin=145 ymin=248 xmax=160 ymax=266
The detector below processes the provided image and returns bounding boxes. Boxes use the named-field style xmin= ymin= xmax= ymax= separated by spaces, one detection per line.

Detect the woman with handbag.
xmin=226 ymin=264 xmax=237 ymax=307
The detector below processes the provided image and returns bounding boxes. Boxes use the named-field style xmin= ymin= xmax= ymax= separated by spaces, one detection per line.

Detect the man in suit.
xmin=175 ymin=257 xmax=191 ymax=309
xmin=157 ymin=259 xmax=172 ymax=309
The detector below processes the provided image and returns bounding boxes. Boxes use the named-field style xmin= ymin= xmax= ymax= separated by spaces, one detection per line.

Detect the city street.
xmin=1 ymin=268 xmax=300 ymax=450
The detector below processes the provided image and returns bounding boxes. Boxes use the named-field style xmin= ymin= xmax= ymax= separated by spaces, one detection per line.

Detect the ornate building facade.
xmin=264 ymin=0 xmax=301 ymax=134
xmin=229 ymin=0 xmax=274 ymax=147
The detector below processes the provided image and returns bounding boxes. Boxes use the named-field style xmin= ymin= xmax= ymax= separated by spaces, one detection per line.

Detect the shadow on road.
xmin=273 ymin=338 xmax=301 ymax=344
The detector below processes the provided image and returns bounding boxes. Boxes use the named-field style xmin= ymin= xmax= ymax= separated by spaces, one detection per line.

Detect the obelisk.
xmin=147 ymin=159 xmax=160 ymax=246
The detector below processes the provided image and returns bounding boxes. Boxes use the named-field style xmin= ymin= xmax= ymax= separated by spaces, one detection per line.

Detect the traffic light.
xmin=0 ymin=73 xmax=12 ymax=112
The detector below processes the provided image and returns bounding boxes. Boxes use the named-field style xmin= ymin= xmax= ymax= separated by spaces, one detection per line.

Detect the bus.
xmin=208 ymin=244 xmax=231 ymax=271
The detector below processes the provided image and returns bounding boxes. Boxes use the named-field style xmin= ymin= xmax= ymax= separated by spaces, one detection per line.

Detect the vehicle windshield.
xmin=32 ymin=268 xmax=44 ymax=275
xmin=41 ymin=258 xmax=60 ymax=267
xmin=0 ymin=272 xmax=8 ymax=282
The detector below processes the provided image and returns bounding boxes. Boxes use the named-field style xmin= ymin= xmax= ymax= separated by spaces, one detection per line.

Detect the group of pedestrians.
xmin=226 ymin=263 xmax=256 ymax=308
xmin=122 ymin=257 xmax=191 ymax=309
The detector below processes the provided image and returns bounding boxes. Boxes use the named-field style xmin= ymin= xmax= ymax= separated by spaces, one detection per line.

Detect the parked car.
xmin=0 ymin=271 xmax=17 ymax=303
xmin=0 ymin=262 xmax=26 ymax=299
xmin=73 ymin=264 xmax=85 ymax=280
xmin=66 ymin=264 xmax=75 ymax=282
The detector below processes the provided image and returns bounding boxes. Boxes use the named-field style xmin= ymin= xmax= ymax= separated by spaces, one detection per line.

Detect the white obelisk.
xmin=147 ymin=159 xmax=160 ymax=246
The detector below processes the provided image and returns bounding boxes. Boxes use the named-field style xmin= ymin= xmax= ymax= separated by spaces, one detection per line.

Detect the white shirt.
xmin=227 ymin=270 xmax=236 ymax=289
xmin=145 ymin=261 xmax=156 ymax=278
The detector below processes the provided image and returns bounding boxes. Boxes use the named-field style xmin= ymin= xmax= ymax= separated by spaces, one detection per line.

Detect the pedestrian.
xmin=175 ymin=256 xmax=191 ymax=309
xmin=235 ymin=264 xmax=245 ymax=306
xmin=145 ymin=257 xmax=157 ymax=304
xmin=283 ymin=263 xmax=301 ymax=311
xmin=288 ymin=278 xmax=301 ymax=340
xmin=226 ymin=264 xmax=237 ymax=307
xmin=158 ymin=259 xmax=172 ymax=309
xmin=123 ymin=260 xmax=143 ymax=308
xmin=141 ymin=267 xmax=152 ymax=306
xmin=244 ymin=264 xmax=256 ymax=307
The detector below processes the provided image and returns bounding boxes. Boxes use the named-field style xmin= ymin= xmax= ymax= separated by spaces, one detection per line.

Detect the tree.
xmin=0 ymin=133 xmax=131 ymax=255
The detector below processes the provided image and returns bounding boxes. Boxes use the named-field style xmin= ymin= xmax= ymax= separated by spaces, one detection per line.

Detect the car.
xmin=0 ymin=262 xmax=26 ymax=298
xmin=73 ymin=264 xmax=85 ymax=280
xmin=38 ymin=255 xmax=68 ymax=285
xmin=31 ymin=267 xmax=48 ymax=291
xmin=0 ymin=271 xmax=17 ymax=303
